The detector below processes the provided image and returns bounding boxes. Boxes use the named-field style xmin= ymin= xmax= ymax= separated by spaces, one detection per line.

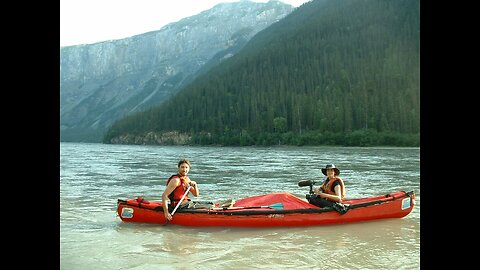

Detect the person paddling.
xmin=161 ymin=159 xmax=199 ymax=221
xmin=162 ymin=159 xmax=219 ymax=221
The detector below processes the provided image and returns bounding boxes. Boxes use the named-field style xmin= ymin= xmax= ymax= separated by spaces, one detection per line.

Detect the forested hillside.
xmin=104 ymin=0 xmax=420 ymax=147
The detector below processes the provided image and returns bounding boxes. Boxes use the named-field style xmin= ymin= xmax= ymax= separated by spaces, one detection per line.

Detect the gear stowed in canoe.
xmin=116 ymin=181 xmax=415 ymax=227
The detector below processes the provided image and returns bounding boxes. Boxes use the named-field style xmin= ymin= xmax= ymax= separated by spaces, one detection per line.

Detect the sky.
xmin=60 ymin=0 xmax=311 ymax=47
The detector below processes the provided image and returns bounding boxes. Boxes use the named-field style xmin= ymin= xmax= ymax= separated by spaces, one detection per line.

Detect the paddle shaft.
xmin=170 ymin=185 xmax=192 ymax=216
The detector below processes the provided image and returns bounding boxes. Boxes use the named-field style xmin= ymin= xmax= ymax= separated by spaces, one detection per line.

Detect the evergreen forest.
xmin=104 ymin=0 xmax=420 ymax=147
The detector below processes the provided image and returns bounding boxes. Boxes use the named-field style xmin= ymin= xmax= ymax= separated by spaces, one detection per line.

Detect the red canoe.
xmin=116 ymin=190 xmax=415 ymax=227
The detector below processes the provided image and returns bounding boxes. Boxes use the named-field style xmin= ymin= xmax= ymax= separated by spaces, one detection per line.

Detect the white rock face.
xmin=60 ymin=1 xmax=294 ymax=141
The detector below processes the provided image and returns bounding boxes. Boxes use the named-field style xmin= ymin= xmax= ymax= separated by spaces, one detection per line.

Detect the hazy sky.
xmin=60 ymin=0 xmax=311 ymax=47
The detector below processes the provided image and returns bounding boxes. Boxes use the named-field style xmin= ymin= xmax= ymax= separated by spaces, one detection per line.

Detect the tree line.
xmin=104 ymin=0 xmax=420 ymax=147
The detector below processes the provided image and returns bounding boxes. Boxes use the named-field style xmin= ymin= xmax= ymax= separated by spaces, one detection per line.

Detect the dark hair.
xmin=178 ymin=159 xmax=191 ymax=168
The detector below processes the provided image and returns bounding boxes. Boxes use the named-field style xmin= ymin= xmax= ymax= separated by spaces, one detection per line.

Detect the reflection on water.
xmin=61 ymin=143 xmax=420 ymax=269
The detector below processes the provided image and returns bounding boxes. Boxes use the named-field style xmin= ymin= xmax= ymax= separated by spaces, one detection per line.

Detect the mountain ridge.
xmin=60 ymin=0 xmax=295 ymax=142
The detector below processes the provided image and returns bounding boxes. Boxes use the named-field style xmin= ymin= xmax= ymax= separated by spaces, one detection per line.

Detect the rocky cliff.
xmin=60 ymin=0 xmax=294 ymax=142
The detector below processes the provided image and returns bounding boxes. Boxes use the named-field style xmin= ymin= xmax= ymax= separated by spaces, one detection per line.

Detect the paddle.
xmin=171 ymin=185 xmax=192 ymax=215
xmin=211 ymin=202 xmax=284 ymax=210
xmin=164 ymin=185 xmax=192 ymax=225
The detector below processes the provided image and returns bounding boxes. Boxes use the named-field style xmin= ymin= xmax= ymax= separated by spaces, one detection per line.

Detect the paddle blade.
xmin=268 ymin=203 xmax=284 ymax=209
xmin=298 ymin=180 xmax=314 ymax=187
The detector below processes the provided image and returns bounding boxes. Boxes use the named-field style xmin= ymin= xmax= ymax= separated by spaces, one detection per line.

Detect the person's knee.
xmin=308 ymin=196 xmax=328 ymax=207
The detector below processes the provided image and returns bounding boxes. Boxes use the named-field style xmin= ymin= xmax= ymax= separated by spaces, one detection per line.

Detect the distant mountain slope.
xmin=60 ymin=0 xmax=294 ymax=142
xmin=104 ymin=0 xmax=420 ymax=146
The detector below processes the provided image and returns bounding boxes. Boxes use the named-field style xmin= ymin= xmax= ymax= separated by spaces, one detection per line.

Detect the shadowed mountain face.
xmin=60 ymin=1 xmax=294 ymax=142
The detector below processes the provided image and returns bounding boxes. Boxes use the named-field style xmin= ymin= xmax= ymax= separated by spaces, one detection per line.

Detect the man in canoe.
xmin=161 ymin=159 xmax=234 ymax=221
xmin=162 ymin=159 xmax=201 ymax=221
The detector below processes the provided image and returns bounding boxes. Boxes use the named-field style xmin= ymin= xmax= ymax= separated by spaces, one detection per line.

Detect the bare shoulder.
xmin=168 ymin=177 xmax=181 ymax=186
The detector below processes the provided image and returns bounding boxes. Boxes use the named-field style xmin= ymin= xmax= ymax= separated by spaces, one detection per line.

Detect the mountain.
xmin=60 ymin=0 xmax=294 ymax=142
xmin=104 ymin=0 xmax=420 ymax=147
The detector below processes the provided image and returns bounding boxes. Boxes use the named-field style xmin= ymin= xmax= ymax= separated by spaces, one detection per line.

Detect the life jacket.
xmin=320 ymin=177 xmax=346 ymax=200
xmin=166 ymin=174 xmax=190 ymax=207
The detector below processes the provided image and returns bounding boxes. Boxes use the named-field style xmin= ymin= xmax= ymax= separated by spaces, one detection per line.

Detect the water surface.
xmin=60 ymin=143 xmax=420 ymax=269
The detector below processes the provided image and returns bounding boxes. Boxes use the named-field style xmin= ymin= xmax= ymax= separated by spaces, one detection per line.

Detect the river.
xmin=60 ymin=142 xmax=420 ymax=269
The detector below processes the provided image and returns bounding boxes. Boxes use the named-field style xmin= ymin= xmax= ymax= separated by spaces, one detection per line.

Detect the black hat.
xmin=321 ymin=164 xmax=340 ymax=176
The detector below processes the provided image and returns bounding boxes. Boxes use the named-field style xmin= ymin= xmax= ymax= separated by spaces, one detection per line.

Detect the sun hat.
xmin=321 ymin=164 xmax=340 ymax=176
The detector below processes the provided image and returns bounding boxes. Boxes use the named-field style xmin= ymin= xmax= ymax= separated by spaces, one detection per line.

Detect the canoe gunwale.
xmin=117 ymin=190 xmax=414 ymax=216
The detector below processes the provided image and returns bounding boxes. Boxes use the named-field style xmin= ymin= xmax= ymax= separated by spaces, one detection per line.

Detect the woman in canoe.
xmin=308 ymin=164 xmax=348 ymax=214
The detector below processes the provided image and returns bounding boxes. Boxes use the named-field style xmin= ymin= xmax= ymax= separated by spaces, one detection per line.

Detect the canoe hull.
xmin=117 ymin=191 xmax=415 ymax=227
